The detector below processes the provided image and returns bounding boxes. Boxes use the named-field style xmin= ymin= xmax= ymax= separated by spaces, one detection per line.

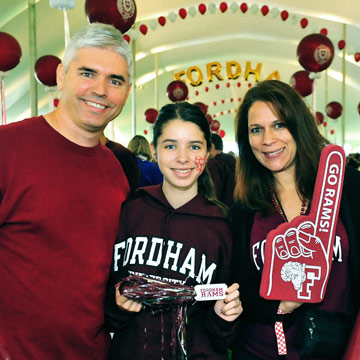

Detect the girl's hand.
xmin=214 ymin=283 xmax=243 ymax=322
xmin=115 ymin=283 xmax=142 ymax=312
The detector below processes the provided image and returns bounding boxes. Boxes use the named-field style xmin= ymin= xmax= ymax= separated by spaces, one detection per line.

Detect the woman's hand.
xmin=115 ymin=283 xmax=142 ymax=312
xmin=279 ymin=300 xmax=303 ymax=313
xmin=214 ymin=283 xmax=243 ymax=322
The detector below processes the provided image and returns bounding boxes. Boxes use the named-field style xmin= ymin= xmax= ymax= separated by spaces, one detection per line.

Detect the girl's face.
xmin=248 ymin=101 xmax=297 ymax=176
xmin=154 ymin=119 xmax=208 ymax=196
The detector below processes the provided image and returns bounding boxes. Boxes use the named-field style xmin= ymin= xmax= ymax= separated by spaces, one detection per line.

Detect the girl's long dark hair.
xmin=153 ymin=102 xmax=227 ymax=214
xmin=234 ymin=80 xmax=330 ymax=214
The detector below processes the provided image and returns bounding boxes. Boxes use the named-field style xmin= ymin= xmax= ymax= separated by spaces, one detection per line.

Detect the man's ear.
xmin=56 ymin=63 xmax=65 ymax=91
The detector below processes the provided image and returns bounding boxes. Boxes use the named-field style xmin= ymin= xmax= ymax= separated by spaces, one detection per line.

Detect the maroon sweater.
xmin=0 ymin=117 xmax=129 ymax=360
xmin=106 ymin=185 xmax=238 ymax=359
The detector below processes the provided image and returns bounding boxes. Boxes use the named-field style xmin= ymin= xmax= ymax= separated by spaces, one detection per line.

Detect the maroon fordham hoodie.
xmin=105 ymin=185 xmax=238 ymax=359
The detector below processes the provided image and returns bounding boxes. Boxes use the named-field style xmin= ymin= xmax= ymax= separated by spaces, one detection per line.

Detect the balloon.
xmin=316 ymin=111 xmax=324 ymax=125
xmin=261 ymin=5 xmax=269 ymax=16
xmin=53 ymin=98 xmax=59 ymax=108
xmin=188 ymin=6 xmax=197 ymax=17
xmin=280 ymin=10 xmax=289 ymax=21
xmin=166 ymin=81 xmax=188 ymax=102
xmin=158 ymin=16 xmax=166 ymax=26
xmin=326 ymin=101 xmax=343 ymax=119
xmin=300 ymin=18 xmax=308 ymax=29
xmin=354 ymin=53 xmax=360 ymax=62
xmin=0 ymin=32 xmax=22 ymax=72
xmin=149 ymin=19 xmax=157 ymax=30
xmin=198 ymin=3 xmax=206 ymax=14
xmin=220 ymin=2 xmax=228 ymax=13
xmin=297 ymin=33 xmax=334 ymax=72
xmin=179 ymin=8 xmax=187 ymax=19
xmin=338 ymin=40 xmax=346 ymax=50
xmin=34 ymin=55 xmax=61 ymax=87
xmin=250 ymin=4 xmax=259 ymax=14
xmin=139 ymin=24 xmax=148 ymax=35
xmin=219 ymin=129 xmax=225 ymax=138
xmin=270 ymin=7 xmax=279 ymax=18
xmin=206 ymin=114 xmax=213 ymax=125
xmin=168 ymin=12 xmax=177 ymax=23
xmin=85 ymin=0 xmax=136 ymax=34
xmin=230 ymin=2 xmax=238 ymax=13
xmin=210 ymin=120 xmax=220 ymax=132
xmin=289 ymin=70 xmax=314 ymax=97
xmin=240 ymin=3 xmax=248 ymax=13
xmin=358 ymin=102 xmax=360 ymax=115
xmin=320 ymin=28 xmax=328 ymax=36
xmin=144 ymin=108 xmax=158 ymax=124
xmin=208 ymin=3 xmax=216 ymax=14
xmin=123 ymin=34 xmax=130 ymax=43
xmin=193 ymin=102 xmax=208 ymax=115
xmin=330 ymin=129 xmax=335 ymax=135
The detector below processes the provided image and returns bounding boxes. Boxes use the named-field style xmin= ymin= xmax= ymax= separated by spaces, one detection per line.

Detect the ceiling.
xmin=1 ymin=0 xmax=360 ymax=153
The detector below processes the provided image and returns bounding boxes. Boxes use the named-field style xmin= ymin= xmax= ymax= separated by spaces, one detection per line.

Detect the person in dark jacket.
xmin=207 ymin=133 xmax=236 ymax=207
xmin=100 ymin=133 xmax=140 ymax=193
xmin=229 ymin=80 xmax=360 ymax=360
xmin=106 ymin=102 xmax=242 ymax=359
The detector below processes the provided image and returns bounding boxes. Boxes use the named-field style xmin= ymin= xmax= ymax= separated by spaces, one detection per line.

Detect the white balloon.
xmin=188 ymin=6 xmax=197 ymax=17
xmin=149 ymin=19 xmax=157 ymax=30
xmin=168 ymin=11 xmax=177 ymax=23
xmin=290 ymin=14 xmax=299 ymax=25
xmin=270 ymin=7 xmax=279 ymax=18
xmin=129 ymin=29 xmax=139 ymax=40
xmin=208 ymin=3 xmax=216 ymax=14
xmin=250 ymin=4 xmax=259 ymax=14
xmin=347 ymin=46 xmax=355 ymax=55
xmin=230 ymin=2 xmax=238 ymax=13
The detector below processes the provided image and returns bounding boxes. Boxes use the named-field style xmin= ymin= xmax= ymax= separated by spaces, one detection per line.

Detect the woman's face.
xmin=248 ymin=101 xmax=297 ymax=175
xmin=154 ymin=119 xmax=208 ymax=195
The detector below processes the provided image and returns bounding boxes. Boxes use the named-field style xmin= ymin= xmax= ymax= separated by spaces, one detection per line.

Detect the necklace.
xmin=270 ymin=189 xmax=307 ymax=223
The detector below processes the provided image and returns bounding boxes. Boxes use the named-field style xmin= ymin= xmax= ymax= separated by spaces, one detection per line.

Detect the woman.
xmin=128 ymin=135 xmax=163 ymax=186
xmin=230 ymin=80 xmax=360 ymax=360
xmin=106 ymin=102 xmax=242 ymax=359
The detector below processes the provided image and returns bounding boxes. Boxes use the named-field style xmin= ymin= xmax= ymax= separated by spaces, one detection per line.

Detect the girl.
xmin=106 ymin=102 xmax=242 ymax=359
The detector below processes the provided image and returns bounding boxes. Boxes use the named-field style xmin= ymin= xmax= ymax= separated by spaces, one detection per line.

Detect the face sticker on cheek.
xmin=195 ymin=155 xmax=207 ymax=173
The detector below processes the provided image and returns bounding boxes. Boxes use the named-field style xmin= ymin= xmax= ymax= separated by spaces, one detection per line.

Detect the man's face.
xmin=57 ymin=47 xmax=131 ymax=134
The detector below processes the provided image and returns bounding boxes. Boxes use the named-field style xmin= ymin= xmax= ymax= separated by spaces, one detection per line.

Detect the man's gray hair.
xmin=62 ymin=23 xmax=133 ymax=84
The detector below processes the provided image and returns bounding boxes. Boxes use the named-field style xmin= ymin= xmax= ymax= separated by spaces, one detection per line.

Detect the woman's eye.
xmin=275 ymin=122 xmax=286 ymax=129
xmin=249 ymin=127 xmax=262 ymax=134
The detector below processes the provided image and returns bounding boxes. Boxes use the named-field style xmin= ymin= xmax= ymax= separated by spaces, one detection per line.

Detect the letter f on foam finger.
xmin=260 ymin=145 xmax=346 ymax=303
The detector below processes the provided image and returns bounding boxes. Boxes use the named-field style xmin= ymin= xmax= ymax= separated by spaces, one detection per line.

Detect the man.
xmin=207 ymin=133 xmax=236 ymax=207
xmin=0 ymin=23 xmax=132 ymax=360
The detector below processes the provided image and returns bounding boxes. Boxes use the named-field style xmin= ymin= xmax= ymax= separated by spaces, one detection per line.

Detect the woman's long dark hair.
xmin=153 ymin=102 xmax=227 ymax=214
xmin=234 ymin=80 xmax=330 ymax=214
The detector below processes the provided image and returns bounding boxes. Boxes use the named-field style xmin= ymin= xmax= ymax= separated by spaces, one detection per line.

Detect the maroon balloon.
xmin=0 ymin=32 xmax=22 ymax=72
xmin=35 ymin=55 xmax=61 ymax=87
xmin=144 ymin=108 xmax=158 ymax=124
xmin=358 ymin=102 xmax=360 ymax=115
xmin=289 ymin=70 xmax=314 ymax=97
xmin=85 ymin=0 xmax=137 ymax=34
xmin=166 ymin=81 xmax=188 ymax=102
xmin=297 ymin=33 xmax=334 ymax=72
xmin=193 ymin=102 xmax=208 ymax=115
xmin=316 ymin=111 xmax=324 ymax=125
xmin=325 ymin=101 xmax=343 ymax=119
xmin=210 ymin=120 xmax=220 ymax=132
xmin=206 ymin=114 xmax=213 ymax=125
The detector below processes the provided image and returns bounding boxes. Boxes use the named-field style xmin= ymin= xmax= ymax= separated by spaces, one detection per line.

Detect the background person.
xmin=106 ymin=102 xmax=242 ymax=359
xmin=0 ymin=23 xmax=133 ymax=360
xmin=128 ymin=134 xmax=163 ymax=186
xmin=230 ymin=80 xmax=360 ymax=360
xmin=207 ymin=132 xmax=236 ymax=207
